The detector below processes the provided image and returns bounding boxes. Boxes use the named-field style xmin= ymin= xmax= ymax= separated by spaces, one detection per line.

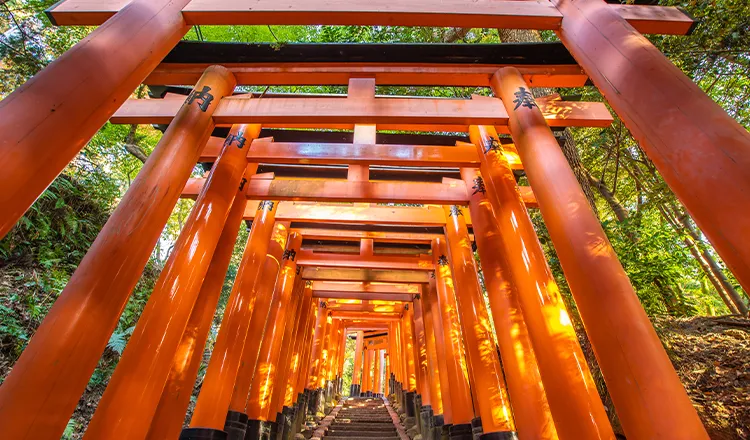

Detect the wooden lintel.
xmin=183 ymin=178 xmax=538 ymax=207
xmin=328 ymin=312 xmax=401 ymax=322
xmin=311 ymin=281 xmax=420 ymax=294
xmin=48 ymin=1 xmax=696 ymax=35
xmin=247 ymin=141 xmax=482 ymax=167
xmin=313 ymin=291 xmax=413 ymax=302
xmin=295 ymin=228 xmax=441 ymax=244
xmin=110 ymin=95 xmax=613 ymax=128
xmin=296 ymin=250 xmax=433 ymax=271
xmin=147 ymin=64 xmax=587 ymax=88
xmin=302 ymin=267 xmax=431 ymax=283
xmin=245 ymin=179 xmax=470 ymax=205
xmin=199 ymin=138 xmax=524 ymax=171
xmin=325 ymin=303 xmax=405 ymax=313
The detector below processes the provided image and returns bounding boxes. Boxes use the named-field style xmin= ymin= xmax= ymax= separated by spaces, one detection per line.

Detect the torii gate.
xmin=0 ymin=1 xmax=742 ymax=439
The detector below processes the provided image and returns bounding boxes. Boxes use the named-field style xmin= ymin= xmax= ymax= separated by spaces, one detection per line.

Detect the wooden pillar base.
xmin=223 ymin=411 xmax=248 ymax=440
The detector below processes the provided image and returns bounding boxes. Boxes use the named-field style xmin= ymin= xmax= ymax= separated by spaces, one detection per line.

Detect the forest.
xmin=0 ymin=0 xmax=748 ymax=438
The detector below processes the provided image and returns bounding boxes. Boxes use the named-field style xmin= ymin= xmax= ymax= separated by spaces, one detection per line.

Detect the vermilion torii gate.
xmin=0 ymin=0 xmax=744 ymax=439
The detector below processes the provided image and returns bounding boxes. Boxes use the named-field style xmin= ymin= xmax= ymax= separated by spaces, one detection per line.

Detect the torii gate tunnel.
xmin=0 ymin=0 xmax=746 ymax=439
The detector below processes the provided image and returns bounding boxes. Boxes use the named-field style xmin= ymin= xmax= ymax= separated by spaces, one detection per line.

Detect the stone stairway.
xmin=318 ymin=397 xmax=406 ymax=440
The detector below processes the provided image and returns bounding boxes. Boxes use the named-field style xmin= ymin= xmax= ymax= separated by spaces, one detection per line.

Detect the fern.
xmin=107 ymin=326 xmax=135 ymax=355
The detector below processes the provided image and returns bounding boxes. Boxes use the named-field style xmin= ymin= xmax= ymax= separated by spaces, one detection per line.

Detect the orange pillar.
xmin=443 ymin=205 xmax=515 ymax=435
xmin=281 ymin=282 xmax=314 ymax=408
xmin=268 ymin=277 xmax=305 ymax=415
xmin=295 ymin=300 xmax=318 ymax=394
xmin=492 ymin=68 xmax=708 ymax=439
xmin=352 ymin=331 xmax=365 ymax=391
xmin=373 ymin=350 xmax=382 ymax=395
xmin=306 ymin=301 xmax=329 ymax=390
xmin=419 ymin=285 xmax=444 ymax=416
xmin=411 ymin=291 xmax=432 ymax=408
xmin=317 ymin=313 xmax=335 ymax=390
xmin=186 ymin=203 xmax=282 ymax=432
xmin=401 ymin=307 xmax=418 ymax=393
xmin=555 ymin=0 xmax=750 ymax=295
xmin=229 ymin=223 xmax=290 ymax=414
xmin=0 ymin=0 xmax=191 ymax=240
xmin=468 ymin=123 xmax=611 ymax=440
xmin=146 ymin=167 xmax=253 ymax=440
xmin=0 ymin=66 xmax=234 ymax=439
xmin=363 ymin=348 xmax=373 ymax=393
xmin=431 ymin=239 xmax=474 ymax=426
xmin=246 ymin=233 xmax=303 ymax=421
xmin=460 ymin=166 xmax=558 ymax=439
xmin=85 ymin=121 xmax=256 ymax=439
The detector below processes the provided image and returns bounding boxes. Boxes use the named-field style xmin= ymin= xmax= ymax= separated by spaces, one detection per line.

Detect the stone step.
xmin=328 ymin=429 xmax=397 ymax=437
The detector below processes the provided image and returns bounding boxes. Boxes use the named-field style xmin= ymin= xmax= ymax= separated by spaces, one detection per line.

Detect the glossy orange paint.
xmin=0 ymin=66 xmax=234 ymax=439
xmin=494 ymin=67 xmax=709 ymax=439
xmin=351 ymin=331 xmax=365 ymax=386
xmin=266 ymin=277 xmax=305 ymax=414
xmin=432 ymin=238 xmax=474 ymax=425
xmin=425 ymin=279 xmax=452 ymax=422
xmin=401 ymin=307 xmax=419 ymax=393
xmin=306 ymin=301 xmax=330 ymax=389
xmin=0 ymin=0 xmax=191 ymax=240
xmin=275 ymin=281 xmax=310 ymax=408
xmin=411 ymin=291 xmax=431 ymax=407
xmin=469 ymin=123 xmax=611 ymax=440
xmin=188 ymin=204 xmax=282 ymax=429
xmin=555 ymin=0 xmax=750 ymax=297
xmin=228 ymin=223 xmax=289 ymax=413
xmin=245 ymin=233 xmax=303 ymax=420
xmin=146 ymin=169 xmax=253 ymax=440
xmin=148 ymin=62 xmax=588 ymax=89
xmin=349 ymin=78 xmax=376 ymax=182
xmin=50 ymin=0 xmax=696 ymax=35
xmin=294 ymin=299 xmax=317 ymax=395
xmin=373 ymin=349 xmax=383 ymax=395
xmin=86 ymin=121 xmax=258 ymax=439
xmin=317 ymin=313 xmax=335 ymax=389
xmin=363 ymin=348 xmax=374 ymax=393
xmin=460 ymin=167 xmax=558 ymax=440
xmin=443 ymin=205 xmax=515 ymax=433
xmin=296 ymin=250 xmax=433 ymax=271
xmin=419 ymin=285 xmax=444 ymax=416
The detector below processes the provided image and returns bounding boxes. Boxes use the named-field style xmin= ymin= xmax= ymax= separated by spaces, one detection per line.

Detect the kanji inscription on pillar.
xmin=483 ymin=138 xmax=501 ymax=155
xmin=472 ymin=177 xmax=486 ymax=195
xmin=258 ymin=200 xmax=275 ymax=211
xmin=224 ymin=132 xmax=247 ymax=149
xmin=186 ymin=86 xmax=215 ymax=112
xmin=512 ymin=87 xmax=537 ymax=110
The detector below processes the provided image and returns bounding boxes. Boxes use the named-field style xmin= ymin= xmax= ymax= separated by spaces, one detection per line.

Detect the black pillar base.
xmin=449 ymin=423 xmax=473 ymax=440
xmin=245 ymin=419 xmax=273 ymax=440
xmin=441 ymin=423 xmax=452 ymax=440
xmin=434 ymin=415 xmax=445 ymax=440
xmin=420 ymin=404 xmax=434 ymax=438
xmin=404 ymin=391 xmax=417 ymax=417
xmin=180 ymin=428 xmax=228 ymax=440
xmin=277 ymin=407 xmax=294 ymax=440
xmin=471 ymin=417 xmax=483 ymax=439
xmin=224 ymin=411 xmax=249 ymax=440
xmin=478 ymin=432 xmax=519 ymax=440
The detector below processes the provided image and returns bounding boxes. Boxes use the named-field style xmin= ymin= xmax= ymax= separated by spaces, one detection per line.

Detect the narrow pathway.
xmin=317 ymin=397 xmax=407 ymax=440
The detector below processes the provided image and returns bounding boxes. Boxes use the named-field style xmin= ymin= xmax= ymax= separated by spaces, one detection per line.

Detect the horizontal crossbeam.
xmin=329 ymin=312 xmax=401 ymax=322
xmin=311 ymin=281 xmax=420 ymax=294
xmin=325 ymin=302 xmax=405 ymax=313
xmin=313 ymin=291 xmax=413 ymax=302
xmin=111 ymin=95 xmax=613 ymax=128
xmin=182 ymin=177 xmax=538 ymax=207
xmin=302 ymin=267 xmax=431 ymax=283
xmin=199 ymin=138 xmax=523 ymax=170
xmin=296 ymin=250 xmax=433 ymax=271
xmin=48 ymin=1 xmax=696 ymax=35
xmin=295 ymin=228 xmax=442 ymax=244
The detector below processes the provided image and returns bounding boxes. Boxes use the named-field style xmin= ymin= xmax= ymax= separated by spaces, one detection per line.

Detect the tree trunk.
xmin=498 ymin=29 xmax=599 ymax=216
xmin=123 ymin=124 xmax=149 ymax=164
